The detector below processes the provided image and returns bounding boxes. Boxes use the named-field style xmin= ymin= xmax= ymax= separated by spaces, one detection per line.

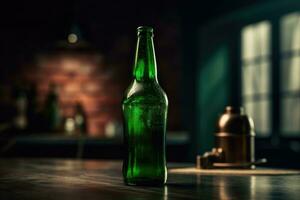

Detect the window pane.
xmin=281 ymin=12 xmax=300 ymax=52
xmin=257 ymin=21 xmax=271 ymax=57
xmin=242 ymin=64 xmax=255 ymax=96
xmin=242 ymin=61 xmax=271 ymax=96
xmin=242 ymin=21 xmax=271 ymax=60
xmin=281 ymin=56 xmax=300 ymax=92
xmin=242 ymin=25 xmax=256 ymax=60
xmin=281 ymin=97 xmax=300 ymax=135
xmin=244 ymin=100 xmax=271 ymax=136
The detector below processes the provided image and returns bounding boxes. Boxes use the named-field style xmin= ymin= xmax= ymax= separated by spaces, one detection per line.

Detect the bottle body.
xmin=122 ymin=26 xmax=168 ymax=186
xmin=123 ymin=81 xmax=168 ymax=186
xmin=43 ymin=84 xmax=61 ymax=132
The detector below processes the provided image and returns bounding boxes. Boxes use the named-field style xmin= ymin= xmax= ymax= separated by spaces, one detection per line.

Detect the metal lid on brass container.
xmin=216 ymin=106 xmax=255 ymax=137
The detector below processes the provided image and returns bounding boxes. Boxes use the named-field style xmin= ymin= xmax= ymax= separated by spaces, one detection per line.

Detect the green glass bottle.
xmin=122 ymin=26 xmax=168 ymax=186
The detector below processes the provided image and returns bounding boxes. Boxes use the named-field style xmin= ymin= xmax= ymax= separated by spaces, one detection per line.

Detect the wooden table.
xmin=0 ymin=159 xmax=299 ymax=200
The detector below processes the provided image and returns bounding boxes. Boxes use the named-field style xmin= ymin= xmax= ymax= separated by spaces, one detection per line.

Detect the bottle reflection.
xmin=250 ymin=176 xmax=257 ymax=200
xmin=218 ymin=178 xmax=229 ymax=200
xmin=215 ymin=175 xmax=271 ymax=200
xmin=163 ymin=186 xmax=168 ymax=200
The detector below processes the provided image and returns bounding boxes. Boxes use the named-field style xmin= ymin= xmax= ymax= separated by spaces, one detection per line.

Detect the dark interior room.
xmin=0 ymin=0 xmax=299 ymax=199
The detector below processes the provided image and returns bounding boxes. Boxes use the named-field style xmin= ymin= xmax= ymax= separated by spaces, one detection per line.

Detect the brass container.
xmin=215 ymin=106 xmax=255 ymax=164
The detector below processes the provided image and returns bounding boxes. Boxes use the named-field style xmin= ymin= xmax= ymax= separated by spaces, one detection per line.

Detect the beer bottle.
xmin=43 ymin=83 xmax=61 ymax=133
xmin=122 ymin=26 xmax=168 ymax=186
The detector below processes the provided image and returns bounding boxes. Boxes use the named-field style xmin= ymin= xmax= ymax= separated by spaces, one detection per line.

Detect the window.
xmin=280 ymin=12 xmax=300 ymax=136
xmin=241 ymin=12 xmax=300 ymax=138
xmin=241 ymin=21 xmax=272 ymax=136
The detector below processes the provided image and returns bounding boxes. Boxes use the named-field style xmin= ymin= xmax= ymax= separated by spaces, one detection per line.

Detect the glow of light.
xmin=219 ymin=114 xmax=230 ymax=128
xmin=65 ymin=118 xmax=75 ymax=134
xmin=105 ymin=121 xmax=117 ymax=138
xmin=68 ymin=33 xmax=78 ymax=44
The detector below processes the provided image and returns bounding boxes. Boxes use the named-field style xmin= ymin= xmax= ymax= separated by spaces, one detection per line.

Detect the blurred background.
xmin=0 ymin=0 xmax=299 ymax=168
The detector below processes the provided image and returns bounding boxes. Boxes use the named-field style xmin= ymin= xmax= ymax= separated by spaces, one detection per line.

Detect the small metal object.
xmin=197 ymin=148 xmax=224 ymax=169
xmin=197 ymin=106 xmax=267 ymax=169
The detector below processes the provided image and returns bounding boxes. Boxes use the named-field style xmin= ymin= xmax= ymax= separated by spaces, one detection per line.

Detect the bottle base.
xmin=124 ymin=178 xmax=166 ymax=187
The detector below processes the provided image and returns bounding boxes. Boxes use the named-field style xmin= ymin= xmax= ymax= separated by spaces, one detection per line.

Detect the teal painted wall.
xmin=196 ymin=45 xmax=230 ymax=154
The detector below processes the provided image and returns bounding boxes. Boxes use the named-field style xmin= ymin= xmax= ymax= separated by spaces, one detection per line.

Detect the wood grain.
xmin=0 ymin=159 xmax=299 ymax=200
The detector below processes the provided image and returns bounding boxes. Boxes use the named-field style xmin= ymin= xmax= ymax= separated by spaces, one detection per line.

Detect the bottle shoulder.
xmin=123 ymin=80 xmax=168 ymax=106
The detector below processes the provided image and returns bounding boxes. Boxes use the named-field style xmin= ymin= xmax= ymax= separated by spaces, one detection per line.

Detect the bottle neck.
xmin=133 ymin=33 xmax=157 ymax=82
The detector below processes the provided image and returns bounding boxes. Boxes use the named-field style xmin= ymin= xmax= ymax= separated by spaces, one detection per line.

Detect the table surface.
xmin=0 ymin=159 xmax=299 ymax=200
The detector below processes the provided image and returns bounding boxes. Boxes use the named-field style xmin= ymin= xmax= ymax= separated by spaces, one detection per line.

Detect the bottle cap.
xmin=137 ymin=26 xmax=154 ymax=36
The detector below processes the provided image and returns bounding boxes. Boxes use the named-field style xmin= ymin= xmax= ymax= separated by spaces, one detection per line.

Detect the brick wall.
xmin=20 ymin=52 xmax=122 ymax=137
